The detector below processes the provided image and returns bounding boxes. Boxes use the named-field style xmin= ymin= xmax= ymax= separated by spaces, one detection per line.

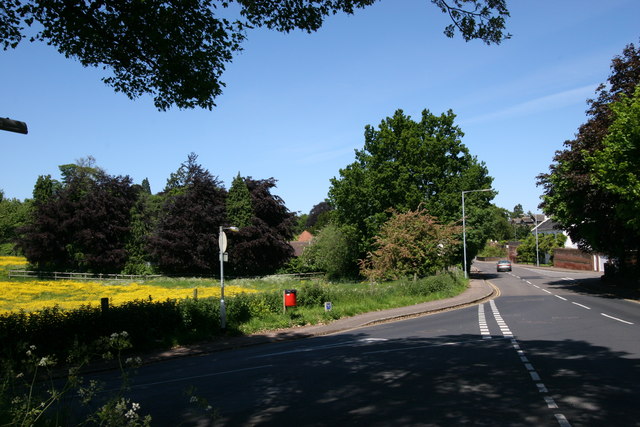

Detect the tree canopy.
xmin=585 ymin=86 xmax=640 ymax=233
xmin=329 ymin=108 xmax=494 ymax=266
xmin=15 ymin=154 xmax=296 ymax=276
xmin=226 ymin=173 xmax=253 ymax=229
xmin=226 ymin=177 xmax=296 ymax=276
xmin=2 ymin=0 xmax=510 ymax=110
xmin=0 ymin=193 xmax=31 ymax=255
xmin=300 ymin=223 xmax=360 ymax=280
xmin=538 ymin=41 xmax=640 ymax=274
xmin=18 ymin=166 xmax=138 ymax=272
xmin=305 ymin=200 xmax=333 ymax=233
xmin=148 ymin=155 xmax=227 ymax=275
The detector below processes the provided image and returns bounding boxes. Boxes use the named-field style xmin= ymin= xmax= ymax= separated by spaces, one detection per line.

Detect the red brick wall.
xmin=507 ymin=242 xmax=520 ymax=263
xmin=554 ymin=248 xmax=593 ymax=271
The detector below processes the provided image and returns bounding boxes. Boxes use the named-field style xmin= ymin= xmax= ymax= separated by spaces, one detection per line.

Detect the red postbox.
xmin=284 ymin=289 xmax=297 ymax=307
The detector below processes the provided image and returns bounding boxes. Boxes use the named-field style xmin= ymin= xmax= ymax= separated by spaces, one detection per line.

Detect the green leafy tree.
xmin=2 ymin=1 xmax=509 ymax=110
xmin=32 ymin=174 xmax=62 ymax=206
xmin=305 ymin=200 xmax=333 ymax=233
xmin=293 ymin=213 xmax=309 ymax=236
xmin=360 ymin=208 xmax=461 ymax=282
xmin=585 ymin=85 xmax=640 ymax=233
xmin=329 ymin=108 xmax=494 ymax=268
xmin=485 ymin=205 xmax=511 ymax=242
xmin=538 ymin=41 xmax=640 ymax=275
xmin=300 ymin=224 xmax=360 ymax=280
xmin=511 ymin=204 xmax=524 ymax=218
xmin=516 ymin=233 xmax=566 ymax=264
xmin=226 ymin=173 xmax=253 ymax=229
xmin=122 ymin=191 xmax=162 ymax=275
xmin=140 ymin=178 xmax=152 ymax=195
xmin=0 ymin=193 xmax=31 ymax=255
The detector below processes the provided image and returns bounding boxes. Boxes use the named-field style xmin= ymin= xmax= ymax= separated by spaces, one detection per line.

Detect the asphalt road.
xmin=87 ymin=263 xmax=640 ymax=426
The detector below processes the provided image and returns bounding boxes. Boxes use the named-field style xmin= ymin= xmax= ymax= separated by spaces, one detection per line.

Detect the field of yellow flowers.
xmin=0 ymin=256 xmax=256 ymax=314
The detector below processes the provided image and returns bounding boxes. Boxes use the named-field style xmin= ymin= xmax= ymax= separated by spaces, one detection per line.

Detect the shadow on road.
xmin=156 ymin=332 xmax=640 ymax=426
xmin=546 ymin=276 xmax=640 ymax=301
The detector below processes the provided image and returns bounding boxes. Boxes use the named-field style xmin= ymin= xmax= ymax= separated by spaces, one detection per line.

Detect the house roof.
xmin=533 ymin=218 xmax=562 ymax=234
xmin=297 ymin=230 xmax=314 ymax=242
xmin=510 ymin=214 xmax=546 ymax=225
xmin=290 ymin=241 xmax=311 ymax=257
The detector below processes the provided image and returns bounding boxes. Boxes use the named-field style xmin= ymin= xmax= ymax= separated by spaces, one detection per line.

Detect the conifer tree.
xmin=226 ymin=173 xmax=253 ymax=229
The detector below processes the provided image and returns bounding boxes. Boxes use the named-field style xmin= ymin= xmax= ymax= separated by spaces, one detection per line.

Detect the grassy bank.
xmin=0 ymin=257 xmax=468 ymax=364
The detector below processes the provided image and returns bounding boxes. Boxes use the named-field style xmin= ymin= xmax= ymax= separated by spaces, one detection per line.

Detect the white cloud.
xmin=464 ymin=84 xmax=598 ymax=125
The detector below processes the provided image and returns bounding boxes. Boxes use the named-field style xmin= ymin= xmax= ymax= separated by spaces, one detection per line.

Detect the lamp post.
xmin=0 ymin=117 xmax=28 ymax=134
xmin=219 ymin=225 xmax=239 ymax=330
xmin=535 ymin=214 xmax=540 ymax=267
xmin=462 ymin=188 xmax=493 ymax=278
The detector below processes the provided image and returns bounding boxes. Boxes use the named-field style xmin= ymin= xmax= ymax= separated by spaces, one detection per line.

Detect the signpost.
xmin=218 ymin=226 xmax=239 ymax=330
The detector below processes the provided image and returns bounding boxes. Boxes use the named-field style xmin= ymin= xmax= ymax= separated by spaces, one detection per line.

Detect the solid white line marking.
xmin=489 ymin=300 xmax=571 ymax=426
xmin=554 ymin=295 xmax=568 ymax=301
xmin=131 ymin=365 xmax=273 ymax=389
xmin=601 ymin=313 xmax=634 ymax=325
xmin=572 ymin=302 xmax=591 ymax=310
xmin=364 ymin=341 xmax=461 ymax=355
xmin=478 ymin=304 xmax=492 ymax=338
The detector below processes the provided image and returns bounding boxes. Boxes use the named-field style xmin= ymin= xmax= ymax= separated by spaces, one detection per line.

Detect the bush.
xmin=297 ymin=282 xmax=333 ymax=307
xmin=301 ymin=224 xmax=360 ymax=280
xmin=477 ymin=242 xmax=506 ymax=258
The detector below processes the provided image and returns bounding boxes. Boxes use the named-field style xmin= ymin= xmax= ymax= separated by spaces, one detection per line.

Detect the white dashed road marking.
xmin=478 ymin=304 xmax=492 ymax=339
xmin=571 ymin=302 xmax=591 ymax=310
xmin=481 ymin=301 xmax=571 ymax=426
xmin=601 ymin=313 xmax=634 ymax=325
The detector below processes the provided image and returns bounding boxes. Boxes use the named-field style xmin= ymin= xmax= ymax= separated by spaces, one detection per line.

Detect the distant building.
xmin=509 ymin=213 xmax=545 ymax=225
xmin=289 ymin=231 xmax=314 ymax=257
xmin=531 ymin=218 xmax=607 ymax=272
xmin=531 ymin=218 xmax=577 ymax=249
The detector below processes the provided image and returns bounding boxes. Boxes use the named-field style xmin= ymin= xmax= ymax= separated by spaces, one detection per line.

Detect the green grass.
xmin=0 ymin=267 xmax=468 ymax=364
xmin=231 ymin=274 xmax=468 ymax=335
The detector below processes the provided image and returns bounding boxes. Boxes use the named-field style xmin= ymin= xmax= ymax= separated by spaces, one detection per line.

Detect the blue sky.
xmin=2 ymin=0 xmax=639 ymax=216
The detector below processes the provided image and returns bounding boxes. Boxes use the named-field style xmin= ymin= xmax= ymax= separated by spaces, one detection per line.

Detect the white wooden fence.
xmin=8 ymin=270 xmax=161 ymax=281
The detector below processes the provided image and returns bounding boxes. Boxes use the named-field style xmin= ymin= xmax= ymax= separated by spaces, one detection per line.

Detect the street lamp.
xmin=0 ymin=117 xmax=28 ymax=134
xmin=462 ymin=188 xmax=493 ymax=278
xmin=535 ymin=214 xmax=540 ymax=267
xmin=219 ymin=225 xmax=240 ymax=330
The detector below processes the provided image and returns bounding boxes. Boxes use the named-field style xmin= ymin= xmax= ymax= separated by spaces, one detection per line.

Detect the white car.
xmin=496 ymin=260 xmax=512 ymax=272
